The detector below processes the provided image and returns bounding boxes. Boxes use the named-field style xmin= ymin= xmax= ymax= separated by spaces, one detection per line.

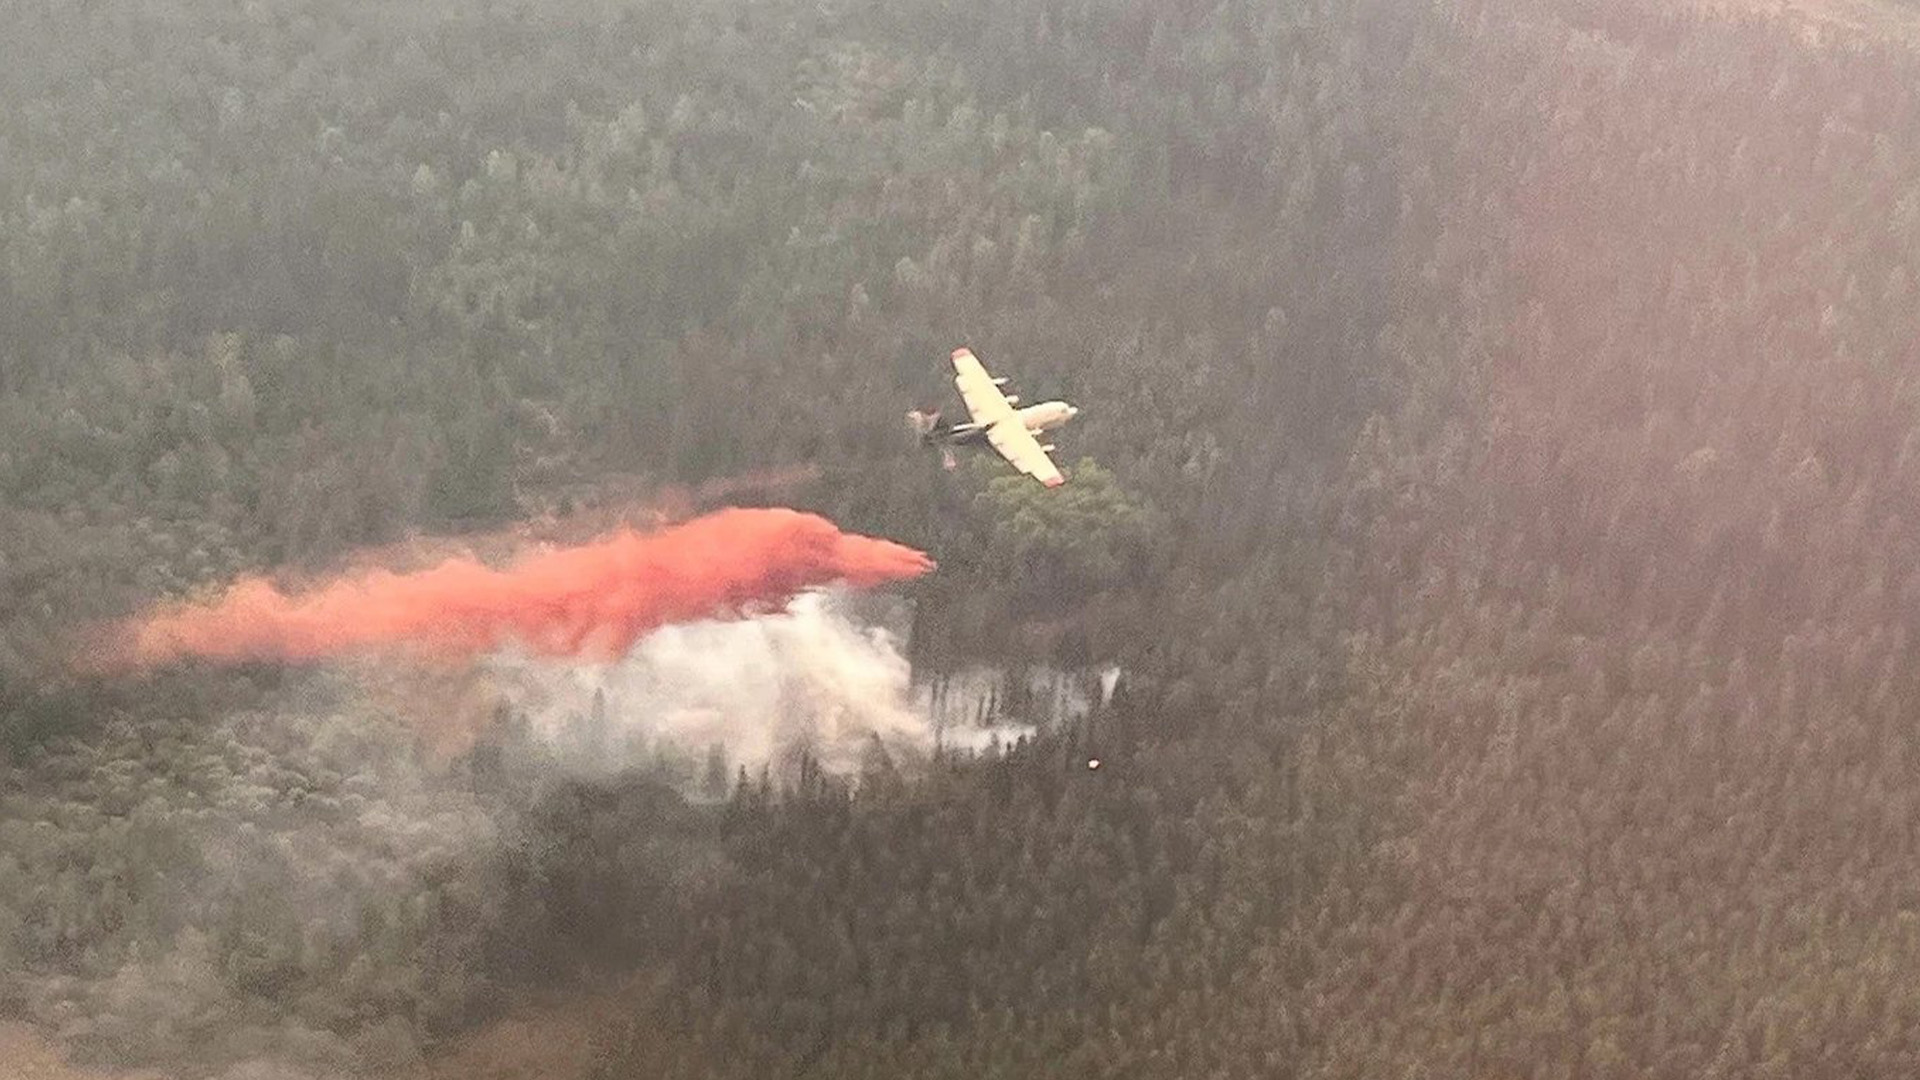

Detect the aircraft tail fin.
xmin=906 ymin=409 xmax=943 ymax=442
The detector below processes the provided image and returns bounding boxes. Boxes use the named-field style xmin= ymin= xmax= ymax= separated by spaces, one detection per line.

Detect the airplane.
xmin=908 ymin=347 xmax=1079 ymax=487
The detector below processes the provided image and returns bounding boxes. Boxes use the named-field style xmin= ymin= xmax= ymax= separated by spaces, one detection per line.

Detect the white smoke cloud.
xmin=477 ymin=589 xmax=933 ymax=784
xmin=345 ymin=588 xmax=1116 ymax=791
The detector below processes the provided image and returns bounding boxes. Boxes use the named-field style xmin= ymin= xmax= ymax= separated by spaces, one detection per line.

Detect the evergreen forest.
xmin=5 ymin=0 xmax=1920 ymax=1076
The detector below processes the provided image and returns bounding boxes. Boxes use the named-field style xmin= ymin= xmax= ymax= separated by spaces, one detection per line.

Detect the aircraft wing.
xmin=985 ymin=416 xmax=1066 ymax=487
xmin=951 ymin=348 xmax=1016 ymax=426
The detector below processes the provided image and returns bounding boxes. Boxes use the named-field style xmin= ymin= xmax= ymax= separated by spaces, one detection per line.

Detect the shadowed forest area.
xmin=5 ymin=0 xmax=1920 ymax=1076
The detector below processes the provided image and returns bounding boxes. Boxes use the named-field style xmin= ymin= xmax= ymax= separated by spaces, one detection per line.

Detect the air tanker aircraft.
xmin=908 ymin=348 xmax=1080 ymax=487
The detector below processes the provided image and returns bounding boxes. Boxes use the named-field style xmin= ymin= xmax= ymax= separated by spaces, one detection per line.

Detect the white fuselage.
xmin=1017 ymin=401 xmax=1078 ymax=432
xmin=922 ymin=400 xmax=1078 ymax=447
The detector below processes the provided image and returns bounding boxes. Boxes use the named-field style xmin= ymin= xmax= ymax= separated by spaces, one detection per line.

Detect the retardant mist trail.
xmin=98 ymin=509 xmax=934 ymax=670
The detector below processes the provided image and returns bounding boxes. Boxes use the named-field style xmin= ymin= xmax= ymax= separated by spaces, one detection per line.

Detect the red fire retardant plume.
xmin=104 ymin=508 xmax=934 ymax=669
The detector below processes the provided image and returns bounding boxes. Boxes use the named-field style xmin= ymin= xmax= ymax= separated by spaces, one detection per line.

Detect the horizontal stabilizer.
xmin=907 ymin=409 xmax=942 ymax=442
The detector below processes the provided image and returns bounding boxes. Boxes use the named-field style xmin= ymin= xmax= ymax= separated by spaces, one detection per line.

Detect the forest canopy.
xmin=5 ymin=0 xmax=1920 ymax=1076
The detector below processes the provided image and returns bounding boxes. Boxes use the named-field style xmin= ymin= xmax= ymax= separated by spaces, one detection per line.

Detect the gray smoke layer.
xmin=0 ymin=687 xmax=499 ymax=1078
xmin=0 ymin=590 xmax=1112 ymax=1078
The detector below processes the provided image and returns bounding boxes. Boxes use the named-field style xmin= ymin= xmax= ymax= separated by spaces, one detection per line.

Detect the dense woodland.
xmin=5 ymin=0 xmax=1920 ymax=1076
